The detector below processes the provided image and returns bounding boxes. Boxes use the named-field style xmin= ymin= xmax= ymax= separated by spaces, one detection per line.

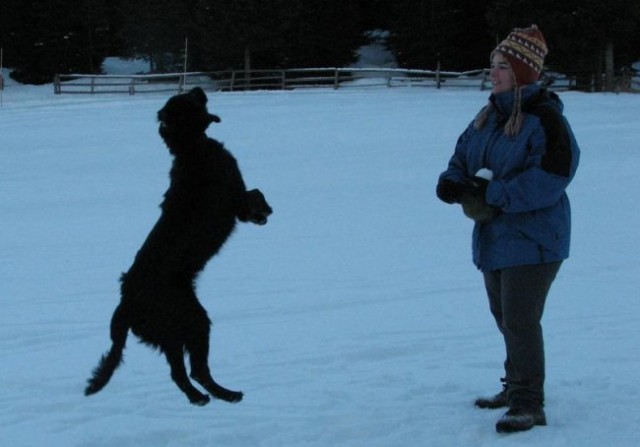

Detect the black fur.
xmin=85 ymin=87 xmax=272 ymax=406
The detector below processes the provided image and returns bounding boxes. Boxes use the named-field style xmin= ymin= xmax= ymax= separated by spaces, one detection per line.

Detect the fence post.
xmin=281 ymin=70 xmax=286 ymax=90
xmin=334 ymin=69 xmax=339 ymax=89
xmin=129 ymin=77 xmax=135 ymax=95
xmin=480 ymin=69 xmax=489 ymax=90
xmin=54 ymin=74 xmax=61 ymax=94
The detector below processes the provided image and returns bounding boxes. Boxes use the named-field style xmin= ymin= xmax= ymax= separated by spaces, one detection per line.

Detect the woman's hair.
xmin=474 ymin=71 xmax=524 ymax=137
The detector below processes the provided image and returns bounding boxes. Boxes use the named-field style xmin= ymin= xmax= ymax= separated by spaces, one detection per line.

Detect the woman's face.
xmin=490 ymin=53 xmax=515 ymax=94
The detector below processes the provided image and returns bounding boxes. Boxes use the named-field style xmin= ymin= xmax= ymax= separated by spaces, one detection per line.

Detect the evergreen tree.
xmin=190 ymin=0 xmax=291 ymax=70
xmin=282 ymin=0 xmax=365 ymax=68
xmin=387 ymin=0 xmax=493 ymax=71
xmin=190 ymin=0 xmax=364 ymax=71
xmin=1 ymin=0 xmax=111 ymax=84
xmin=0 ymin=0 xmax=23 ymax=68
xmin=487 ymin=0 xmax=640 ymax=90
xmin=114 ymin=0 xmax=194 ymax=72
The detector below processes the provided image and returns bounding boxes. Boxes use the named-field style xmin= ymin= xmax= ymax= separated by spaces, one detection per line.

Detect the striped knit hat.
xmin=493 ymin=25 xmax=548 ymax=86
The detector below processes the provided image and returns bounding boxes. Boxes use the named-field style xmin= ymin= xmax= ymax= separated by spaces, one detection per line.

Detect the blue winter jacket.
xmin=439 ymin=84 xmax=580 ymax=272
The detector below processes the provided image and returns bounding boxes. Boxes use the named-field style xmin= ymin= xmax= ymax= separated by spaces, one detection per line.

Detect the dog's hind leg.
xmin=163 ymin=343 xmax=211 ymax=406
xmin=186 ymin=323 xmax=243 ymax=403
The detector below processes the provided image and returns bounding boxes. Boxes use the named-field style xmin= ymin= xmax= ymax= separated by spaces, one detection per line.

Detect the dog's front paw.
xmin=249 ymin=214 xmax=269 ymax=225
xmin=245 ymin=189 xmax=272 ymax=225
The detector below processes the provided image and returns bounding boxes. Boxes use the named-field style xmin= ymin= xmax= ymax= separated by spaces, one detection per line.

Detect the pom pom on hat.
xmin=493 ymin=25 xmax=548 ymax=86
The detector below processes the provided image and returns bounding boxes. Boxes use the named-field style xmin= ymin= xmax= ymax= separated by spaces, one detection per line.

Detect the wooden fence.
xmin=53 ymin=67 xmax=492 ymax=95
xmin=54 ymin=67 xmax=636 ymax=95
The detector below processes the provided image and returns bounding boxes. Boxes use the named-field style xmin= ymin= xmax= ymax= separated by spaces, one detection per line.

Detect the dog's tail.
xmin=85 ymin=304 xmax=129 ymax=396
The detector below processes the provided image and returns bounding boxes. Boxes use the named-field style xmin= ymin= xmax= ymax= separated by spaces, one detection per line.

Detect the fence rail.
xmin=53 ymin=67 xmax=638 ymax=95
xmin=53 ymin=67 xmax=493 ymax=95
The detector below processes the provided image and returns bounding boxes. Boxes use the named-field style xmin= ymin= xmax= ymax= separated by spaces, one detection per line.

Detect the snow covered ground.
xmin=1 ymin=79 xmax=639 ymax=446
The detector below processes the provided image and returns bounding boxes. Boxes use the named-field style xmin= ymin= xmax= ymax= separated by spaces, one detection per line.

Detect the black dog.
xmin=85 ymin=87 xmax=272 ymax=406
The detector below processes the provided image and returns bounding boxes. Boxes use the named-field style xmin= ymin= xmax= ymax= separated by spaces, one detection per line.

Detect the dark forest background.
xmin=1 ymin=0 xmax=639 ymax=88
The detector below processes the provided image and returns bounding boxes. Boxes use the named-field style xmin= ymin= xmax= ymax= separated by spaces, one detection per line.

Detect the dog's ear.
xmin=187 ymin=88 xmax=220 ymax=124
xmin=188 ymin=87 xmax=208 ymax=106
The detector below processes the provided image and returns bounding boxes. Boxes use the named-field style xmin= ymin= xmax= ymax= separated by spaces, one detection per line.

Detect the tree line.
xmin=1 ymin=0 xmax=638 ymax=90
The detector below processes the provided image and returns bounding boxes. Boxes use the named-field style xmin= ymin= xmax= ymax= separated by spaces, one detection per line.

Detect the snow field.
xmin=1 ymin=85 xmax=639 ymax=446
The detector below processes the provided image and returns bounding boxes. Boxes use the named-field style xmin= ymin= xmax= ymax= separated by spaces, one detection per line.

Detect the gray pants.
xmin=483 ymin=261 xmax=562 ymax=409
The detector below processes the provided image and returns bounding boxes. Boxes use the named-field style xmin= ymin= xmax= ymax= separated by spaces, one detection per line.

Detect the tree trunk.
xmin=148 ymin=50 xmax=155 ymax=73
xmin=593 ymin=50 xmax=603 ymax=92
xmin=604 ymin=41 xmax=614 ymax=92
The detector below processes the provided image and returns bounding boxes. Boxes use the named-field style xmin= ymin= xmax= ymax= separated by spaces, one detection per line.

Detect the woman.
xmin=436 ymin=25 xmax=580 ymax=433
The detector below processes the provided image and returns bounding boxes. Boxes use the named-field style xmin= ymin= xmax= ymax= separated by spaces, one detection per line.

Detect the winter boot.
xmin=474 ymin=380 xmax=508 ymax=409
xmin=495 ymin=407 xmax=547 ymax=433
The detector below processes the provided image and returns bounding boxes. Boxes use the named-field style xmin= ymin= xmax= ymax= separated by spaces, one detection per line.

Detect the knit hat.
xmin=492 ymin=25 xmax=548 ymax=86
xmin=474 ymin=25 xmax=548 ymax=136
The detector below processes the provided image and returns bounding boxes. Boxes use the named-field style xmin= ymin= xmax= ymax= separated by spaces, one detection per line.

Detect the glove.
xmin=436 ymin=179 xmax=465 ymax=204
xmin=462 ymin=176 xmax=489 ymax=198
xmin=460 ymin=177 xmax=499 ymax=223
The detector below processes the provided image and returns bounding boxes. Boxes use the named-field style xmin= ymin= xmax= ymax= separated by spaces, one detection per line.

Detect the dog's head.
xmin=157 ymin=88 xmax=221 ymax=149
